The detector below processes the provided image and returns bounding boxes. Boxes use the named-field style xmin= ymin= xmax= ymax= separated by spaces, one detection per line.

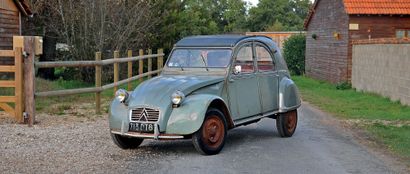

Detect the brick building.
xmin=304 ymin=0 xmax=410 ymax=83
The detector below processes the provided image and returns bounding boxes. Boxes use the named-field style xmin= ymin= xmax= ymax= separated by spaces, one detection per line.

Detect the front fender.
xmin=166 ymin=94 xmax=222 ymax=135
xmin=279 ymin=77 xmax=301 ymax=113
xmin=109 ymin=99 xmax=129 ymax=131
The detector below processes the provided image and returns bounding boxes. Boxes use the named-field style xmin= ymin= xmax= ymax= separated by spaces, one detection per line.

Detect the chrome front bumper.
xmin=112 ymin=120 xmax=185 ymax=140
xmin=110 ymin=130 xmax=184 ymax=139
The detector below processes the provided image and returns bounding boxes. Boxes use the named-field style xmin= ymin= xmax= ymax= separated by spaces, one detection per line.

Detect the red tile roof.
xmin=344 ymin=0 xmax=410 ymax=15
xmin=304 ymin=0 xmax=410 ymax=29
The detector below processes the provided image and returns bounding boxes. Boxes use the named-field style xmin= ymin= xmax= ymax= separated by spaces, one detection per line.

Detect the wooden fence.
xmin=0 ymin=48 xmax=23 ymax=122
xmin=0 ymin=35 xmax=164 ymax=126
xmin=33 ymin=49 xmax=164 ymax=116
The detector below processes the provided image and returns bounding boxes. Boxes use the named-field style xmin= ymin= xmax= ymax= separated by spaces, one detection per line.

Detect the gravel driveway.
xmin=0 ymin=103 xmax=408 ymax=173
xmin=0 ymin=117 xmax=170 ymax=173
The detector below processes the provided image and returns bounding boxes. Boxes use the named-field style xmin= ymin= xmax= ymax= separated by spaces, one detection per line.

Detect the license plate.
xmin=129 ymin=122 xmax=155 ymax=133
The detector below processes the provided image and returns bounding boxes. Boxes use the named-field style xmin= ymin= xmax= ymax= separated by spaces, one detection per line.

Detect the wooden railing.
xmin=0 ymin=48 xmax=23 ymax=122
xmin=33 ymin=48 xmax=164 ymax=115
xmin=1 ymin=36 xmax=165 ymax=126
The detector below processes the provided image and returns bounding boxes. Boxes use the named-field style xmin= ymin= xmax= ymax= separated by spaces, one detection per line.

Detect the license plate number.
xmin=129 ymin=122 xmax=154 ymax=133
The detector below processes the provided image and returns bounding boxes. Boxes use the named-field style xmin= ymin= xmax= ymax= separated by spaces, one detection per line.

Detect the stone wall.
xmin=352 ymin=39 xmax=410 ymax=105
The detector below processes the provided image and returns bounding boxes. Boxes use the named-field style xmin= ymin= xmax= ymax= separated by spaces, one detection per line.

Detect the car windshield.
xmin=167 ymin=49 xmax=232 ymax=68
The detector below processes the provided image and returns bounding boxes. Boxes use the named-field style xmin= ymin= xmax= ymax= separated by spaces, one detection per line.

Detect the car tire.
xmin=276 ymin=110 xmax=298 ymax=137
xmin=192 ymin=108 xmax=227 ymax=155
xmin=111 ymin=133 xmax=144 ymax=149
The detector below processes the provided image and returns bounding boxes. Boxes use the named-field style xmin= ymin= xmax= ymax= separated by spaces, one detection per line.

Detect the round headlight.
xmin=171 ymin=90 xmax=185 ymax=105
xmin=115 ymin=89 xmax=129 ymax=103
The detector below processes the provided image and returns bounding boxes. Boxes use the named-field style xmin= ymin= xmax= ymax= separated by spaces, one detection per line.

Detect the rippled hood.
xmin=128 ymin=75 xmax=224 ymax=108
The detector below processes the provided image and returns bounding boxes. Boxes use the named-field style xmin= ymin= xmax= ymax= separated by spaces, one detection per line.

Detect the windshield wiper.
xmin=200 ymin=54 xmax=209 ymax=71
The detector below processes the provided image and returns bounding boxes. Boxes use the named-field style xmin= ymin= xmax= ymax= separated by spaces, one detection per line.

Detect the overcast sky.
xmin=246 ymin=0 xmax=259 ymax=6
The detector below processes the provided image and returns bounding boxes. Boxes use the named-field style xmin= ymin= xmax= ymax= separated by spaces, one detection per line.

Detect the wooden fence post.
xmin=114 ymin=51 xmax=119 ymax=94
xmin=23 ymin=37 xmax=36 ymax=127
xmin=139 ymin=49 xmax=143 ymax=82
xmin=14 ymin=47 xmax=23 ymax=123
xmin=95 ymin=52 xmax=101 ymax=114
xmin=148 ymin=49 xmax=152 ymax=79
xmin=127 ymin=50 xmax=132 ymax=91
xmin=157 ymin=48 xmax=164 ymax=70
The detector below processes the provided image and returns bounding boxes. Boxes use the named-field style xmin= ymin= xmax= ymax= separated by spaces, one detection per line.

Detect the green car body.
xmin=109 ymin=35 xmax=301 ymax=154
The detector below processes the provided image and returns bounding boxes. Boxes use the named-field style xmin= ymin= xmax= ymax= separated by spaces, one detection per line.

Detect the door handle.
xmin=229 ymin=79 xmax=235 ymax=83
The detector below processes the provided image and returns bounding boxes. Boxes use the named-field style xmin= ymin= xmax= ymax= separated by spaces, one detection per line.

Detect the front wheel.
xmin=276 ymin=110 xmax=298 ymax=137
xmin=111 ymin=133 xmax=144 ymax=149
xmin=192 ymin=108 xmax=227 ymax=155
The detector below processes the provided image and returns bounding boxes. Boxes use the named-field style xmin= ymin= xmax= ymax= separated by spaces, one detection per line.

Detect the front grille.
xmin=130 ymin=107 xmax=160 ymax=122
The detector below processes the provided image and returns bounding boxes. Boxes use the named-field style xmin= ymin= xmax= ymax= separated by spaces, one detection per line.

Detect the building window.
xmin=396 ymin=30 xmax=409 ymax=38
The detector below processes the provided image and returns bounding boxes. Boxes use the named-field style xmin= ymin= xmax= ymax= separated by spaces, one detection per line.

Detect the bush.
xmin=336 ymin=82 xmax=352 ymax=90
xmin=283 ymin=34 xmax=306 ymax=75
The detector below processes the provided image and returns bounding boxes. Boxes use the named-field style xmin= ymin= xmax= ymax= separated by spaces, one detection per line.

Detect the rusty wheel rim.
xmin=286 ymin=111 xmax=297 ymax=133
xmin=202 ymin=115 xmax=224 ymax=149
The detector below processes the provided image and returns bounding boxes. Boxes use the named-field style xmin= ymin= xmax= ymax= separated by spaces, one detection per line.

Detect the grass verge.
xmin=293 ymin=76 xmax=410 ymax=161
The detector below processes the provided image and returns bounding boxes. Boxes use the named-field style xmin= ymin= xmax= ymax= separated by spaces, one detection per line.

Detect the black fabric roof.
xmin=175 ymin=35 xmax=253 ymax=47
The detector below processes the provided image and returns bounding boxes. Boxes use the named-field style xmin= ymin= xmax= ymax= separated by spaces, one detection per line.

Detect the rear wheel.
xmin=276 ymin=110 xmax=298 ymax=137
xmin=192 ymin=108 xmax=227 ymax=155
xmin=111 ymin=133 xmax=144 ymax=149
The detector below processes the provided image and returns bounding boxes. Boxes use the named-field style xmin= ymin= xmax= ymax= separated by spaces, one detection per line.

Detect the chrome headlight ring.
xmin=115 ymin=89 xmax=129 ymax=103
xmin=171 ymin=90 xmax=185 ymax=106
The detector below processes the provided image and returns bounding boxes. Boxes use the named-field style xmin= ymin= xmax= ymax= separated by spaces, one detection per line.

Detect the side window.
xmin=234 ymin=45 xmax=254 ymax=73
xmin=256 ymin=45 xmax=275 ymax=72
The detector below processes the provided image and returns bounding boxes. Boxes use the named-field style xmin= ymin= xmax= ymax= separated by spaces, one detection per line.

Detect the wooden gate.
xmin=0 ymin=48 xmax=23 ymax=122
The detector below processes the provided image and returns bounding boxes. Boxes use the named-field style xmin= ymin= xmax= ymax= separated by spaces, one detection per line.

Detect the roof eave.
xmin=303 ymin=0 xmax=321 ymax=30
xmin=13 ymin=0 xmax=33 ymax=17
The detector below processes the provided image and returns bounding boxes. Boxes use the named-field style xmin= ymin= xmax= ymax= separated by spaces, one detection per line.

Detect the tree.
xmin=247 ymin=0 xmax=311 ymax=31
xmin=222 ymin=0 xmax=249 ymax=33
xmin=150 ymin=0 xmax=248 ymax=52
xmin=24 ymin=0 xmax=254 ymax=81
xmin=265 ymin=19 xmax=285 ymax=31
xmin=25 ymin=0 xmax=158 ymax=82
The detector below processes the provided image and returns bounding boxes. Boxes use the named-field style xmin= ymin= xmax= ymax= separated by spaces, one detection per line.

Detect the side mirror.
xmin=233 ymin=65 xmax=242 ymax=75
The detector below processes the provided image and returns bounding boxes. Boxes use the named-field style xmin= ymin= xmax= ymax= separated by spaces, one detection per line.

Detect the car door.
xmin=255 ymin=43 xmax=279 ymax=113
xmin=227 ymin=42 xmax=261 ymax=120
